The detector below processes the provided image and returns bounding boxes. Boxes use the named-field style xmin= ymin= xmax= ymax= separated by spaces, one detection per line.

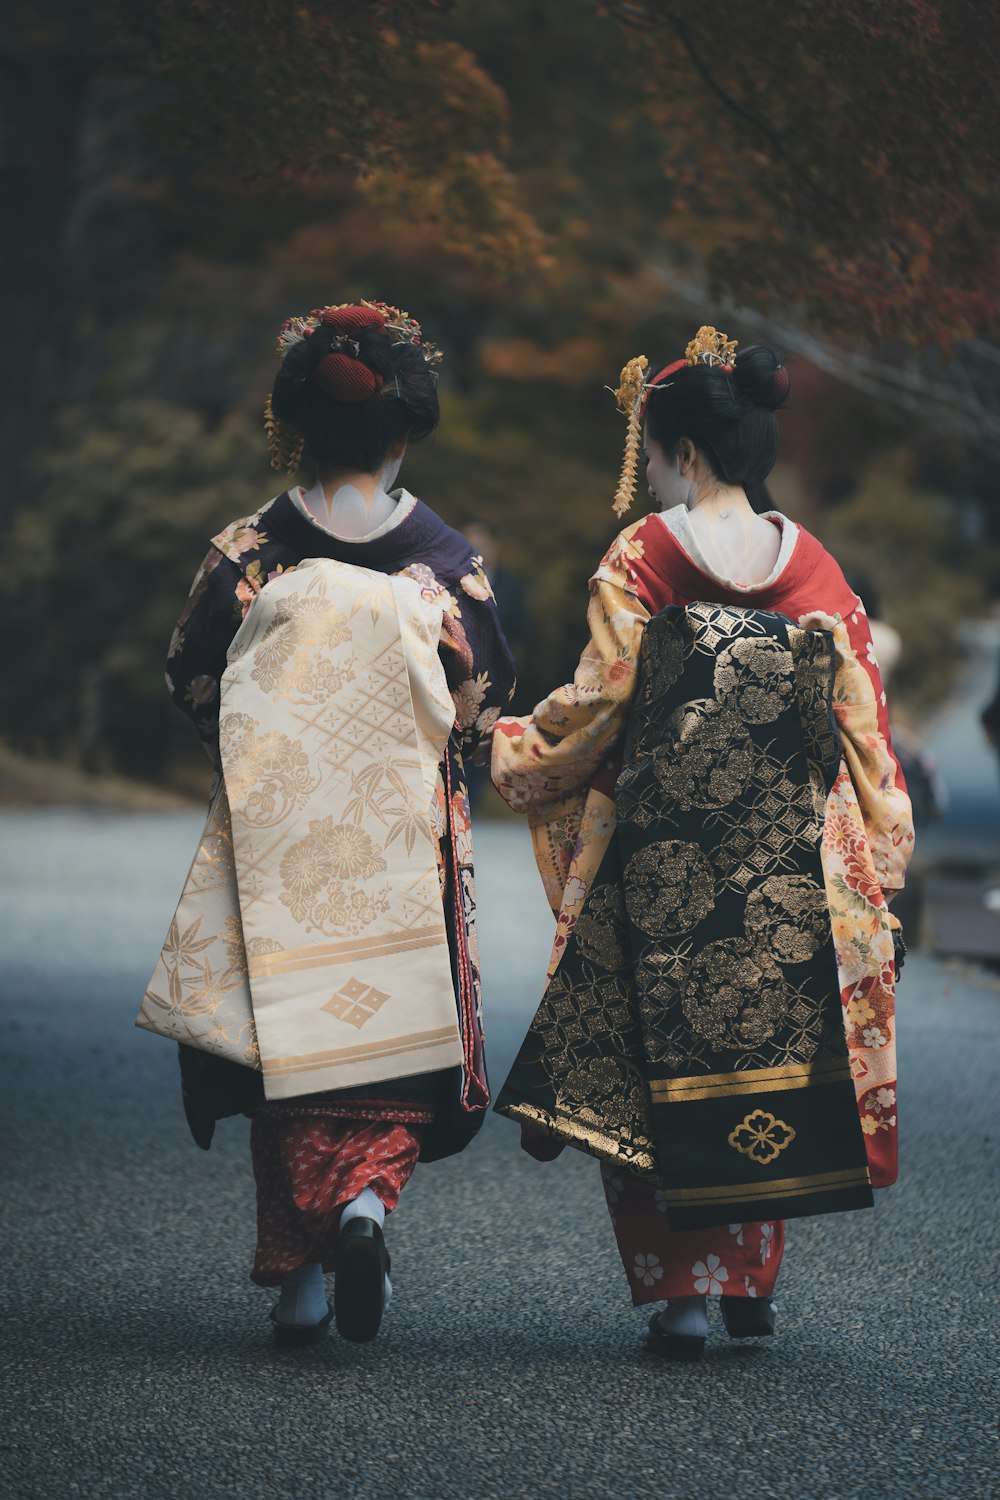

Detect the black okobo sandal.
xmin=270 ymin=1303 xmax=333 ymax=1348
xmin=334 ymin=1217 xmax=389 ymax=1343
xmin=720 ymin=1296 xmax=776 ymax=1339
xmin=643 ymin=1310 xmax=706 ymax=1361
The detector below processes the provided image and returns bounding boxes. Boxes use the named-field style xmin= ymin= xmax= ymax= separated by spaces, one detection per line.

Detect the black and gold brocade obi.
xmin=495 ymin=603 xmax=874 ymax=1230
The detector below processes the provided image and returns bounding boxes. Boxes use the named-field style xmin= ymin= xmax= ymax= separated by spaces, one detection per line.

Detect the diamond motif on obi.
xmin=323 ymin=978 xmax=391 ymax=1029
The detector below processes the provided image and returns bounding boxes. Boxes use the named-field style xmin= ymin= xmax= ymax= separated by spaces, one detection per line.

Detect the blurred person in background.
xmin=142 ymin=301 xmax=514 ymax=1346
xmin=981 ymin=658 xmax=1000 ymax=776
xmin=982 ymin=651 xmax=1000 ymax=915
xmin=463 ymin=521 xmax=528 ymax=664
xmin=490 ymin=326 xmax=914 ymax=1358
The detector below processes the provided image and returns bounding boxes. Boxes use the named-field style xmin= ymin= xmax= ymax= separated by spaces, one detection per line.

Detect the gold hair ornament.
xmin=274 ymin=299 xmax=443 ymax=366
xmin=611 ymin=354 xmax=649 ymax=519
xmin=685 ymin=325 xmax=738 ymax=368
xmin=263 ymin=392 xmax=305 ymax=474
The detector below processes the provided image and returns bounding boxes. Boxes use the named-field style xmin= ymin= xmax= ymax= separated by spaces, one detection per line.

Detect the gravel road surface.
xmin=1 ymin=813 xmax=997 ymax=1500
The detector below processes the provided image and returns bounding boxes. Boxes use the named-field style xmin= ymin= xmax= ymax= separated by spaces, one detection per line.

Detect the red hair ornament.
xmin=639 ymin=358 xmax=686 ymax=420
xmin=319 ymin=306 xmax=384 ymax=336
xmin=315 ymin=353 xmax=384 ymax=403
xmin=315 ymin=305 xmax=386 ymax=403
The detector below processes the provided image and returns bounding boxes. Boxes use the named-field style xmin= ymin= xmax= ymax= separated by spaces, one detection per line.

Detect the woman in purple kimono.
xmin=164 ymin=301 xmax=515 ymax=1344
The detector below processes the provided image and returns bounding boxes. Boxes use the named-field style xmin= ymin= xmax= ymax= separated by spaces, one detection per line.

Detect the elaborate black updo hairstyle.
xmin=645 ymin=344 xmax=789 ymax=488
xmin=270 ymin=310 xmax=440 ymax=474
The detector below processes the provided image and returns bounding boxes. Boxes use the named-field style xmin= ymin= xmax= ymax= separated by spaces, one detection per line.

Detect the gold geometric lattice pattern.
xmin=322 ymin=977 xmax=392 ymax=1030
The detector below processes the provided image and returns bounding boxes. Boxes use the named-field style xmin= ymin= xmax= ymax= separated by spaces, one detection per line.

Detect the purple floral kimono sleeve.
xmin=164 ymin=549 xmax=243 ymax=758
xmin=448 ymin=595 xmax=517 ymax=757
xmin=399 ymin=556 xmax=516 ymax=759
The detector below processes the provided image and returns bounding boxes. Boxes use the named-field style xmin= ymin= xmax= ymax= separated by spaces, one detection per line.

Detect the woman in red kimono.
xmin=491 ymin=328 xmax=913 ymax=1357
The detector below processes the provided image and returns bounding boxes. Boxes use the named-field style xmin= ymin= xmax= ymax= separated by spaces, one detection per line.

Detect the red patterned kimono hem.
xmin=601 ymin=1165 xmax=785 ymax=1307
xmin=250 ymin=1105 xmax=424 ymax=1286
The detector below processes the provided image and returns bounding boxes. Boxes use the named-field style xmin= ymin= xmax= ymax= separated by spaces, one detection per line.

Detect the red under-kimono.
xmin=492 ymin=508 xmax=914 ymax=1306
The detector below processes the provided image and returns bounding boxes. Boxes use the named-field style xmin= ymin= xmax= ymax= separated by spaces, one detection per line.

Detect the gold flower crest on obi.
xmin=728 ymin=1108 xmax=796 ymax=1165
xmin=611 ymin=354 xmax=649 ymax=519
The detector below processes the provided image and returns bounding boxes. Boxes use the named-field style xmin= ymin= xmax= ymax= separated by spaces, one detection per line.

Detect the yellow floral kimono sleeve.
xmin=800 ymin=611 xmax=915 ymax=901
xmin=490 ymin=576 xmax=650 ymax=823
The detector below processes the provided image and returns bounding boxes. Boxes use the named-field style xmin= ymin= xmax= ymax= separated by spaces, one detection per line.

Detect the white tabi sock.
xmin=274 ymin=1261 xmax=328 ymax=1327
xmin=340 ymin=1186 xmax=386 ymax=1229
xmin=657 ymin=1295 xmax=709 ymax=1339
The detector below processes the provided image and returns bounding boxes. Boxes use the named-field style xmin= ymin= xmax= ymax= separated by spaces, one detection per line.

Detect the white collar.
xmin=656 ymin=506 xmax=799 ymax=593
xmin=291 ymin=482 xmax=418 ymax=543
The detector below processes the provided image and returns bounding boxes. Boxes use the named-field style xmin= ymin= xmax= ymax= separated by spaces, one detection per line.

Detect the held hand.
xmin=469 ymin=720 xmax=496 ymax=768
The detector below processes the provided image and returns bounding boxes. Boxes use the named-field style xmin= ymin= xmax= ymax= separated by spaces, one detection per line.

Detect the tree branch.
xmin=667 ymin=15 xmax=833 ymax=212
xmin=669 ymin=19 xmax=787 ymax=169
xmin=621 ymin=264 xmax=1000 ymax=452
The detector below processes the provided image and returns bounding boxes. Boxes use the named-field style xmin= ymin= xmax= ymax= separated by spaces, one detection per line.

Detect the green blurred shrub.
xmin=0 ymin=399 xmax=271 ymax=785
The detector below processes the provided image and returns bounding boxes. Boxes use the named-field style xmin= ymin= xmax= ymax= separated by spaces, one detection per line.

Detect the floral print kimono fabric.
xmin=167 ymin=488 xmax=515 ymax=1279
xmin=603 ymin=1166 xmax=785 ymax=1306
xmin=492 ymin=509 xmax=913 ymax=1307
xmin=251 ymin=1114 xmax=422 ymax=1285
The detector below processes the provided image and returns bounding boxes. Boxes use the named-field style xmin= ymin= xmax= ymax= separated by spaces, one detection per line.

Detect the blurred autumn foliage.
xmin=1 ymin=0 xmax=998 ymax=788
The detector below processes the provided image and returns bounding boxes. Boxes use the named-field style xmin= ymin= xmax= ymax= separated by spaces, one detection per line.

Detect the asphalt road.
xmin=1 ymin=812 xmax=997 ymax=1500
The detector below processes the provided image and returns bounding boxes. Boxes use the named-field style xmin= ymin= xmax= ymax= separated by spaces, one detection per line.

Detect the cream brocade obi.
xmin=137 ymin=558 xmax=463 ymax=1099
